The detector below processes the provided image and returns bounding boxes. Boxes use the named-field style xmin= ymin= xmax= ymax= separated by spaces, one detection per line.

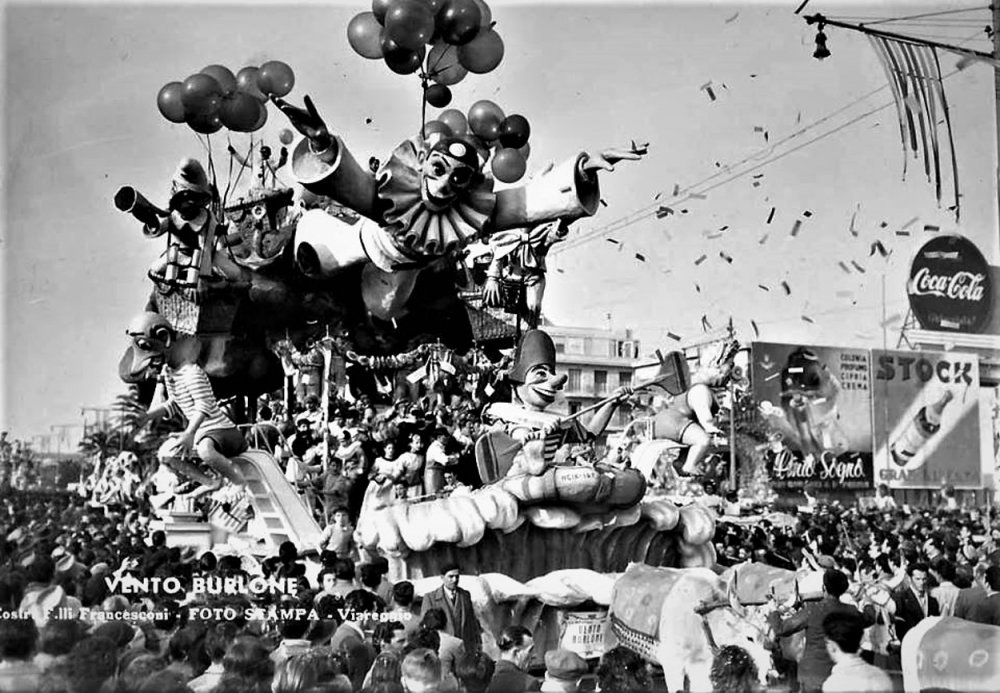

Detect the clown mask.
xmin=420 ymin=140 xmax=479 ymax=212
xmin=517 ymin=363 xmax=568 ymax=411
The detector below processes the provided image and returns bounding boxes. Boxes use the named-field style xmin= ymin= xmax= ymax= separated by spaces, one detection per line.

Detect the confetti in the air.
xmin=851 ymin=261 xmax=866 ymax=273
xmin=701 ymin=82 xmax=717 ymax=101
xmin=880 ymin=221 xmax=888 ymax=228
xmin=656 ymin=206 xmax=675 ymax=218
xmin=599 ymin=198 xmax=608 ymax=208
xmin=635 ymin=253 xmax=646 ymax=262
xmin=695 ymin=283 xmax=702 ymax=293
xmin=673 ymin=183 xmax=681 ymax=196
xmin=695 ymin=254 xmax=708 ymax=265
xmin=751 ymin=320 xmax=760 ymax=337
xmin=667 ymin=332 xmax=682 ymax=341
xmin=759 ymin=234 xmax=769 ymax=245
xmin=802 ymin=316 xmax=814 ymax=324
xmin=758 ymin=284 xmax=770 ymax=292
xmin=791 ymin=220 xmax=803 ymax=237
xmin=726 ymin=11 xmax=740 ymax=23
xmin=690 ymin=192 xmax=707 ymax=200
xmin=766 ymin=207 xmax=775 ymax=224
xmin=924 ymin=224 xmax=940 ymax=232
xmin=606 ymin=238 xmax=620 ymax=245
xmin=781 ymin=281 xmax=791 ymax=295
xmin=880 ymin=313 xmax=902 ymax=327
xmin=838 ymin=261 xmax=850 ymax=273
xmin=720 ymin=252 xmax=733 ymax=264
xmin=701 ymin=315 xmax=713 ymax=331
xmin=901 ymin=217 xmax=919 ymax=230
xmin=803 ymin=210 xmax=813 ymax=218
xmin=895 ymin=230 xmax=910 ymax=237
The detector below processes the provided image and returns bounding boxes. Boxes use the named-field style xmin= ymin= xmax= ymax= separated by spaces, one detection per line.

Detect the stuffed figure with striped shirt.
xmin=123 ymin=311 xmax=248 ymax=498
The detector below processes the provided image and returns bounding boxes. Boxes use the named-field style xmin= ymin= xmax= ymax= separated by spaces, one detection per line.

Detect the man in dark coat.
xmin=892 ymin=562 xmax=939 ymax=641
xmin=967 ymin=565 xmax=1000 ymax=626
xmin=486 ymin=625 xmax=538 ymax=693
xmin=420 ymin=562 xmax=482 ymax=653
xmin=771 ymin=569 xmax=873 ymax=693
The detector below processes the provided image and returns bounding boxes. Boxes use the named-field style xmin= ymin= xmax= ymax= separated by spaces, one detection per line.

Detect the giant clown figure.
xmin=275 ymin=95 xmax=646 ymax=321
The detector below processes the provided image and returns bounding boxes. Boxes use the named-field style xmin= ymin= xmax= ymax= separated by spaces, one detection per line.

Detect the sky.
xmin=2 ymin=0 xmax=999 ymax=447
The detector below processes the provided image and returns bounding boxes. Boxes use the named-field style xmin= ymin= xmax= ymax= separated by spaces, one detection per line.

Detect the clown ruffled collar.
xmin=376 ymin=138 xmax=496 ymax=261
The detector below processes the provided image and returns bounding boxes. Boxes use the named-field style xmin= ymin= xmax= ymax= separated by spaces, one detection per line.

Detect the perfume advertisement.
xmin=751 ymin=342 xmax=874 ymax=491
xmin=872 ymin=348 xmax=983 ymax=489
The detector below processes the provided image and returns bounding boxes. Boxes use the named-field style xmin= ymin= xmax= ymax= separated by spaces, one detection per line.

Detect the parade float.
xmin=114 ymin=0 xmax=736 ymax=664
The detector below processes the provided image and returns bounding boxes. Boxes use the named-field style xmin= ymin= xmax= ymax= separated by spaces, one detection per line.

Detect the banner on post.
xmin=751 ymin=342 xmax=874 ymax=490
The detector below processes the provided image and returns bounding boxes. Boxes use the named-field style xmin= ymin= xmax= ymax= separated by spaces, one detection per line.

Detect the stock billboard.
xmin=872 ymin=349 xmax=984 ymax=489
xmin=751 ymin=343 xmax=874 ymax=491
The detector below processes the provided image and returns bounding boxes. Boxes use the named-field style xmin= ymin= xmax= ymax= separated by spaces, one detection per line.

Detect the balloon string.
xmin=222 ymin=133 xmax=236 ymax=209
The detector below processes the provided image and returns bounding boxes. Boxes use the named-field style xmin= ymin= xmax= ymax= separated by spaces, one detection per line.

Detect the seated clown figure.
xmin=123 ymin=312 xmax=247 ymax=498
xmin=274 ymin=94 xmax=646 ymax=320
xmin=483 ymin=329 xmax=633 ymax=479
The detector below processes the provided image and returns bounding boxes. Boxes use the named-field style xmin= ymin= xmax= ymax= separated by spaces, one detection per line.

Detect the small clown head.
xmin=510 ymin=330 xmax=567 ymax=410
xmin=419 ymin=137 xmax=481 ymax=212
xmin=121 ymin=312 xmax=174 ymax=378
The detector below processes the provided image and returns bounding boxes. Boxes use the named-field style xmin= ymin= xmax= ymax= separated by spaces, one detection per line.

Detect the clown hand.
xmin=271 ymin=95 xmax=335 ymax=153
xmin=483 ymin=277 xmax=502 ymax=308
xmin=581 ymin=142 xmax=649 ymax=174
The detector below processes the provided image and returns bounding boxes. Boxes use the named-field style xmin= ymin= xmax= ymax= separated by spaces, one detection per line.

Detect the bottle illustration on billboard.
xmin=890 ymin=390 xmax=954 ymax=467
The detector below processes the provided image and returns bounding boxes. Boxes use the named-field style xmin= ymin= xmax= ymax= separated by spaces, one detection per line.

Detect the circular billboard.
xmin=907 ymin=234 xmax=993 ymax=333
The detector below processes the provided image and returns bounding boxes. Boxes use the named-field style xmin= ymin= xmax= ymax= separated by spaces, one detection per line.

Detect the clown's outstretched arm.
xmin=274 ymin=95 xmax=379 ymax=219
xmin=492 ymin=142 xmax=648 ymax=231
xmin=584 ymin=385 xmax=634 ymax=437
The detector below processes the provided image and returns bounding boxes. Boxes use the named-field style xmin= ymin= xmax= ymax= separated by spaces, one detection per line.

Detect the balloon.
xmin=491 ymin=147 xmax=526 ymax=183
xmin=438 ymin=0 xmax=482 ymax=45
xmin=385 ymin=0 xmax=436 ymax=51
xmin=279 ymin=128 xmax=295 ymax=145
xmin=472 ymin=0 xmax=492 ymax=27
xmin=250 ymin=101 xmax=268 ymax=132
xmin=156 ymin=82 xmax=186 ymax=123
xmin=457 ymin=27 xmax=503 ymax=73
xmin=424 ymin=0 xmax=446 ymax=14
xmin=219 ymin=92 xmax=262 ymax=132
xmin=236 ymin=66 xmax=267 ymax=102
xmin=467 ymin=99 xmax=504 ymax=141
xmin=438 ymin=108 xmax=468 ymax=136
xmin=347 ymin=12 xmax=385 ymax=59
xmin=187 ymin=111 xmax=223 ymax=135
xmin=518 ymin=141 xmax=530 ymax=161
xmin=382 ymin=37 xmax=425 ymax=75
xmin=498 ymin=114 xmax=530 ymax=149
xmin=200 ymin=65 xmax=237 ymax=96
xmin=181 ymin=74 xmax=223 ymax=116
xmin=426 ymin=40 xmax=467 ymax=86
xmin=422 ymin=120 xmax=454 ymax=139
xmin=257 ymin=61 xmax=295 ymax=98
xmin=425 ymin=84 xmax=452 ymax=108
xmin=460 ymin=132 xmax=490 ymax=163
xmin=372 ymin=0 xmax=394 ymax=24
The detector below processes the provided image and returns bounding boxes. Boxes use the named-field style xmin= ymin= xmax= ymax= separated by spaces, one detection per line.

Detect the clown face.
xmin=516 ymin=364 xmax=568 ymax=411
xmin=420 ymin=149 xmax=477 ymax=212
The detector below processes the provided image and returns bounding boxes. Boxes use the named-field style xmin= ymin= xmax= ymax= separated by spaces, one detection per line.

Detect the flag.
xmin=867 ymin=35 xmax=960 ymax=219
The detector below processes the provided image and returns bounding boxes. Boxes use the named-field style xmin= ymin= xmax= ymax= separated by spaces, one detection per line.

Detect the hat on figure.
xmin=508 ymin=329 xmax=556 ymax=384
xmin=541 ymin=648 xmax=588 ymax=693
xmin=170 ymin=158 xmax=212 ymax=197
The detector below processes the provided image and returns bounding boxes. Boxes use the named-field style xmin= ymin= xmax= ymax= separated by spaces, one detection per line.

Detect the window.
xmin=594 ymin=370 xmax=607 ymax=395
xmin=568 ymin=368 xmax=582 ymax=392
xmin=619 ymin=371 xmax=632 ymax=388
xmin=555 ymin=341 xmax=566 ymax=354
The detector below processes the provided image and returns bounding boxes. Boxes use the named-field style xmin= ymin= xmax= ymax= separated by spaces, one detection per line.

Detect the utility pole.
xmin=994 ymin=3 xmax=1000 ymax=251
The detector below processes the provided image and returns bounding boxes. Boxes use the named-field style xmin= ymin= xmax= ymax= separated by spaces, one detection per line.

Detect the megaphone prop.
xmin=114 ymin=186 xmax=168 ymax=230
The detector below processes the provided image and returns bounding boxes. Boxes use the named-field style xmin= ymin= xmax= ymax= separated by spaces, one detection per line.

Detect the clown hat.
xmin=509 ymin=330 xmax=556 ymax=383
xmin=171 ymin=158 xmax=212 ymax=197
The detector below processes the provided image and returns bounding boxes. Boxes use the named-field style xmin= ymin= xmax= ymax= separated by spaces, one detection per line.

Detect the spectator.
xmin=421 ymin=563 xmax=481 ymax=654
xmin=424 ymin=429 xmax=459 ymax=495
xmin=391 ymin=582 xmax=422 ymax=637
xmin=967 ymin=565 xmax=1000 ymax=626
xmin=455 ymin=650 xmax=495 ymax=693
xmin=0 ymin=618 xmax=42 ymax=693
xmin=321 ymin=461 xmax=353 ymax=526
xmin=954 ymin=562 xmax=988 ymax=620
xmin=930 ymin=558 xmax=960 ymax=617
xmin=709 ymin=645 xmax=759 ymax=693
xmin=187 ymin=623 xmax=237 ymax=692
xmin=323 ymin=558 xmax=358 ymax=599
xmin=486 ymin=626 xmax=537 ymax=693
xmin=539 ymin=649 xmax=587 ymax=693
xmin=771 ymin=569 xmax=871 ymax=693
xmin=222 ymin=636 xmax=274 ymax=689
xmin=33 ymin=619 xmax=82 ymax=673
xmin=821 ymin=611 xmax=892 ymax=693
xmin=421 ymin=608 xmax=465 ymax=679
xmin=401 ymin=648 xmax=443 ymax=693
xmin=595 ymin=647 xmax=651 ymax=693
xmin=892 ymin=562 xmax=938 ymax=641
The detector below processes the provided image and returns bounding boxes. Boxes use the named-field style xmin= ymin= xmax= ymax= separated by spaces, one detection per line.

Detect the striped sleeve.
xmin=175 ymin=364 xmax=219 ymax=415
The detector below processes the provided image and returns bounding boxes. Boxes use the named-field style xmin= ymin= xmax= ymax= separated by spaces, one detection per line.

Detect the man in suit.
xmin=967 ymin=565 xmax=1000 ymax=626
xmin=421 ymin=607 xmax=466 ymax=678
xmin=330 ymin=590 xmax=377 ymax=692
xmin=771 ymin=569 xmax=873 ymax=693
xmin=420 ymin=562 xmax=482 ymax=653
xmin=486 ymin=625 xmax=539 ymax=693
xmin=892 ymin=562 xmax=939 ymax=641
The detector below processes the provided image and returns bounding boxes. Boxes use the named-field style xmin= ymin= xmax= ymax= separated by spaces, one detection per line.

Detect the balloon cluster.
xmin=347 ymin=0 xmax=503 ymax=87
xmin=424 ymin=100 xmax=530 ymax=183
xmin=156 ymin=61 xmax=296 ymax=135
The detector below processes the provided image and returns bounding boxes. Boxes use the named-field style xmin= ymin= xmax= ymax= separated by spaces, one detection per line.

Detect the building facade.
xmin=544 ymin=322 xmax=641 ymax=436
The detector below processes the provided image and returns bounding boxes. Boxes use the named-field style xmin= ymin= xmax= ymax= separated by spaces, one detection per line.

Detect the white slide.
xmin=232 ymin=450 xmax=323 ymax=551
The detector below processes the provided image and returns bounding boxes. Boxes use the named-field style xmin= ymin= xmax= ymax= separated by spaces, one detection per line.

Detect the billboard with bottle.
xmin=872 ymin=349 xmax=983 ymax=489
xmin=750 ymin=343 xmax=874 ymax=490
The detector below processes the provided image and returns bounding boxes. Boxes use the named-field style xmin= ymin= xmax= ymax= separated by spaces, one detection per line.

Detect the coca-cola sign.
xmin=908 ymin=235 xmax=993 ymax=333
